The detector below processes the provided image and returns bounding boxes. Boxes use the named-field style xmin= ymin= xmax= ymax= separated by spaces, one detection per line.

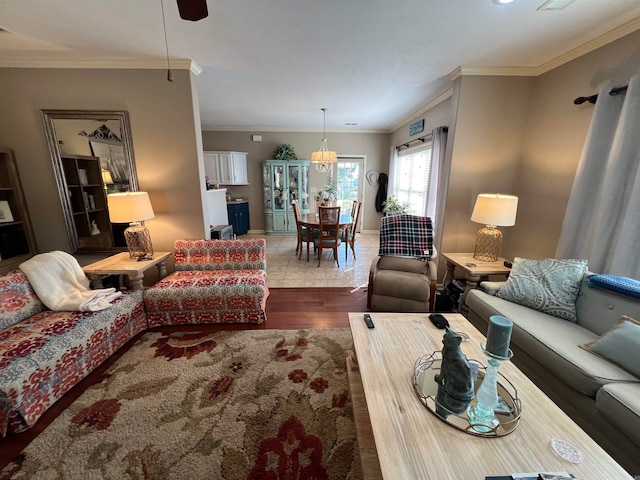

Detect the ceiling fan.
xmin=176 ymin=0 xmax=208 ymax=21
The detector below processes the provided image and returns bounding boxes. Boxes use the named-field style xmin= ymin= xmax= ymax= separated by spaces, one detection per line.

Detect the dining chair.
xmin=343 ymin=201 xmax=362 ymax=261
xmin=314 ymin=206 xmax=341 ymax=267
xmin=292 ymin=201 xmax=313 ymax=261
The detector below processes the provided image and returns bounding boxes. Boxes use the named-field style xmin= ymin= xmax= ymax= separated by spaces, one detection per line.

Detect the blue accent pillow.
xmin=496 ymin=257 xmax=588 ymax=322
xmin=580 ymin=316 xmax=640 ymax=378
xmin=588 ymin=274 xmax=640 ymax=299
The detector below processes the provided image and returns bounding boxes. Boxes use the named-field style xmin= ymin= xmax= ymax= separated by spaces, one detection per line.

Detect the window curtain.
xmin=556 ymin=74 xmax=640 ymax=279
xmin=388 ymin=145 xmax=398 ymax=196
xmin=428 ymin=126 xmax=449 ymax=254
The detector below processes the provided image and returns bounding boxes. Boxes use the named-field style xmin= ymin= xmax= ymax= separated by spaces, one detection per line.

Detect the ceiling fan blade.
xmin=177 ymin=0 xmax=208 ymax=21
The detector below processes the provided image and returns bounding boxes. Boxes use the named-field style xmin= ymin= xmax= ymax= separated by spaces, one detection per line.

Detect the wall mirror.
xmin=42 ymin=110 xmax=139 ymax=253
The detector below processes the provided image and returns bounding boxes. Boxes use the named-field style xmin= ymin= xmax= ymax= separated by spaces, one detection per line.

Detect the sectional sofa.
xmin=0 ymin=238 xmax=269 ymax=436
xmin=465 ymin=266 xmax=640 ymax=475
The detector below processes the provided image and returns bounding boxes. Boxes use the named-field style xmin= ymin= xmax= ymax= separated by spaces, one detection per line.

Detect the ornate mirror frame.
xmin=41 ymin=110 xmax=139 ymax=253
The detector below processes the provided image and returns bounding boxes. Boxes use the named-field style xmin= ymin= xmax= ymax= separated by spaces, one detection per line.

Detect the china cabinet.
xmin=204 ymin=151 xmax=248 ymax=185
xmin=262 ymin=160 xmax=310 ymax=234
xmin=0 ymin=148 xmax=37 ymax=272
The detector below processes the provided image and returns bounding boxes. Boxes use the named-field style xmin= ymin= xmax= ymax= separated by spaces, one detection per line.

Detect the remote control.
xmin=504 ymin=260 xmax=513 ymax=268
xmin=429 ymin=313 xmax=449 ymax=329
xmin=363 ymin=314 xmax=375 ymax=329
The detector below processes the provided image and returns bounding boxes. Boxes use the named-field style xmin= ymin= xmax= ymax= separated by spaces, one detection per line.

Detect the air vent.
xmin=537 ymin=0 xmax=576 ymax=10
xmin=344 ymin=122 xmax=358 ymax=126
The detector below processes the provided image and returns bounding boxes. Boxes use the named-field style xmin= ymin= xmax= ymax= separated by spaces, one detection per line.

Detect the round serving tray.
xmin=413 ymin=351 xmax=522 ymax=437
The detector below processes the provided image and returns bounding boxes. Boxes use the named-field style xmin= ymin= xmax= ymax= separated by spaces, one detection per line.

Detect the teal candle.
xmin=486 ymin=315 xmax=513 ymax=357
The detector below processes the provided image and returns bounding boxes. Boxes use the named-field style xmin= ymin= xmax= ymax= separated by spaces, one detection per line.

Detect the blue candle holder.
xmin=467 ymin=341 xmax=513 ymax=433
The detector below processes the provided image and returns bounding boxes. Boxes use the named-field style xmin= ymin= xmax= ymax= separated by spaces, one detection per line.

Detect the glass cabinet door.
xmin=299 ymin=164 xmax=310 ymax=211
xmin=273 ymin=164 xmax=285 ymax=210
xmin=288 ymin=164 xmax=300 ymax=205
xmin=263 ymin=163 xmax=272 ymax=211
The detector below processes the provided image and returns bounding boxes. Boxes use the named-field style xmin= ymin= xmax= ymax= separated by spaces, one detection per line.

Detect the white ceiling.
xmin=2 ymin=0 xmax=640 ymax=132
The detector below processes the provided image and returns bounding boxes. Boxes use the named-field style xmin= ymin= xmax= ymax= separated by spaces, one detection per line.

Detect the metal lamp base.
xmin=124 ymin=222 xmax=154 ymax=260
xmin=473 ymin=226 xmax=502 ymax=262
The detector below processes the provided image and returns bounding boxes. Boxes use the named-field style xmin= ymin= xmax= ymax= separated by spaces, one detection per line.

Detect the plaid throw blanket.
xmin=379 ymin=214 xmax=433 ymax=261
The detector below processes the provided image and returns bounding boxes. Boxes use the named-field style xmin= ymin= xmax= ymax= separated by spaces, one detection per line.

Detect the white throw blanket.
xmin=19 ymin=251 xmax=122 ymax=312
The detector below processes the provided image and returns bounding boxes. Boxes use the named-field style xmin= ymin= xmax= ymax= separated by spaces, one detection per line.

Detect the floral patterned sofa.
xmin=143 ymin=239 xmax=269 ymax=327
xmin=0 ymin=270 xmax=147 ymax=436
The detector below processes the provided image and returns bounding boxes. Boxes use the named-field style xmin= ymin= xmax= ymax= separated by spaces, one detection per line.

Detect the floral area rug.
xmin=2 ymin=329 xmax=363 ymax=480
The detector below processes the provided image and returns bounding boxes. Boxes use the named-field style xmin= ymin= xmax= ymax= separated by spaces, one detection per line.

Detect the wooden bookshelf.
xmin=60 ymin=155 xmax=114 ymax=250
xmin=0 ymin=148 xmax=37 ymax=273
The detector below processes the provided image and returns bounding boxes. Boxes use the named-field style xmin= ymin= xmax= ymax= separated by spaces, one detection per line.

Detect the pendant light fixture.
xmin=311 ymin=108 xmax=337 ymax=172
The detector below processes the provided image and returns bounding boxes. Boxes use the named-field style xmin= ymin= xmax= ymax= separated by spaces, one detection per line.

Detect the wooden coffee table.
xmin=82 ymin=251 xmax=171 ymax=291
xmin=347 ymin=312 xmax=633 ymax=479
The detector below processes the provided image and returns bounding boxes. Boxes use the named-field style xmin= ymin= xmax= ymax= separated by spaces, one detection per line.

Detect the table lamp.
xmin=107 ymin=192 xmax=155 ymax=260
xmin=471 ymin=193 xmax=518 ymax=262
xmin=101 ymin=169 xmax=113 ymax=191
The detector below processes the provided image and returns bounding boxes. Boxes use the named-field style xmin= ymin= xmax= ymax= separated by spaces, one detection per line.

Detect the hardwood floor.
xmin=0 ymin=287 xmax=368 ymax=470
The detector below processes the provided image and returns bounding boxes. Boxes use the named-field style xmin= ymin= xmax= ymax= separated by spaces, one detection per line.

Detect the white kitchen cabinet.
xmin=204 ymin=151 xmax=249 ymax=185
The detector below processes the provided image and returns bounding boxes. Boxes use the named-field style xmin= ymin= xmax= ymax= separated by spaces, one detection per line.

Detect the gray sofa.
xmin=466 ymin=274 xmax=640 ymax=475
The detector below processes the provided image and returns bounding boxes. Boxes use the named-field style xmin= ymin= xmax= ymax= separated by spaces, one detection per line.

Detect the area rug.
xmin=1 ymin=329 xmax=363 ymax=480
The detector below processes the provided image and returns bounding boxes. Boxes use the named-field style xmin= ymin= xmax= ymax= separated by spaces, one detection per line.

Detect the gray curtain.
xmin=556 ymin=74 xmax=640 ymax=279
xmin=428 ymin=126 xmax=449 ymax=254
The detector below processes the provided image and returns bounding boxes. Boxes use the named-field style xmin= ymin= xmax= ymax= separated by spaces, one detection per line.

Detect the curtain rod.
xmin=573 ymin=84 xmax=628 ymax=105
xmin=396 ymin=133 xmax=432 ymax=151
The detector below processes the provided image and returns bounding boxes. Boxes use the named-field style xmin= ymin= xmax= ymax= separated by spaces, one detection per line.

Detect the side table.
xmin=442 ymin=253 xmax=511 ymax=315
xmin=82 ymin=252 xmax=172 ymax=291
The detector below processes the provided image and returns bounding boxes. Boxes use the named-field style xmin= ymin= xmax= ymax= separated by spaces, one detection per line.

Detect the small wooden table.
xmin=347 ymin=312 xmax=633 ymax=479
xmin=442 ymin=253 xmax=511 ymax=314
xmin=82 ymin=251 xmax=171 ymax=291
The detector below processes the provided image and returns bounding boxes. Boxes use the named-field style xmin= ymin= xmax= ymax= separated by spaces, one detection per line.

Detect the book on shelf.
xmin=78 ymin=169 xmax=88 ymax=186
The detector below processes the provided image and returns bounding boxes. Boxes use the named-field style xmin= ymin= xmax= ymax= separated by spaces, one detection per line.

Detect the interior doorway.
xmin=336 ymin=156 xmax=364 ymax=231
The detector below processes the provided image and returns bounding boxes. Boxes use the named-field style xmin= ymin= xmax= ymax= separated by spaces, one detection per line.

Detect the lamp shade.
xmin=311 ymin=147 xmax=337 ymax=164
xmin=107 ymin=192 xmax=155 ymax=223
xmin=101 ymin=169 xmax=113 ymax=185
xmin=471 ymin=194 xmax=518 ymax=227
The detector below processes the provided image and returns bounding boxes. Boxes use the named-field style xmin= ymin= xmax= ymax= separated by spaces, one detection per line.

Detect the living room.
xmin=1 ymin=2 xmax=640 ymax=478
xmin=0 ymin=9 xmax=638 ymax=283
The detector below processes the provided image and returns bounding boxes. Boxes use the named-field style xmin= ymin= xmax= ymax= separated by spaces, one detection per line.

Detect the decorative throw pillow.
xmin=580 ymin=315 xmax=640 ymax=378
xmin=588 ymin=274 xmax=640 ymax=299
xmin=496 ymin=257 xmax=588 ymax=322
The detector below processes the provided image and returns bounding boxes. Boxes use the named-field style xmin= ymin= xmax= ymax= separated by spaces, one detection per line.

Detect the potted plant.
xmin=272 ymin=144 xmax=298 ymax=160
xmin=382 ymin=195 xmax=412 ymax=216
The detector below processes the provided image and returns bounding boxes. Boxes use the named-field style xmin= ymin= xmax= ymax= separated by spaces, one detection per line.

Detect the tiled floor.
xmin=245 ymin=232 xmax=379 ymax=288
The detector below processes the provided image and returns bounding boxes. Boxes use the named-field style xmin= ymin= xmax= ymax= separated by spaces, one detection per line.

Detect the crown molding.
xmin=450 ymin=16 xmax=640 ymax=81
xmin=0 ymin=57 xmax=202 ymax=74
xmin=388 ymin=89 xmax=453 ymax=133
xmin=537 ymin=16 xmax=640 ymax=74
xmin=201 ymin=126 xmax=387 ymax=133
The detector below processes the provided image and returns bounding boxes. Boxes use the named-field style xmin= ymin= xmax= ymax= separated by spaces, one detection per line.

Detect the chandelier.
xmin=311 ymin=108 xmax=337 ymax=172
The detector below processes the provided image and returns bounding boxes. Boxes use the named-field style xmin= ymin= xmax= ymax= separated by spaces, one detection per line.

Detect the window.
xmin=335 ymin=159 xmax=361 ymax=213
xmin=393 ymin=142 xmax=433 ymax=216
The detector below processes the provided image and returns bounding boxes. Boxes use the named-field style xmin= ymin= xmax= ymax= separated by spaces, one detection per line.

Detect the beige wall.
xmin=431 ymin=28 xmax=640 ymax=278
xmin=201 ymin=131 xmax=389 ymax=231
xmin=513 ymin=29 xmax=640 ymax=259
xmin=442 ymin=75 xmax=535 ymax=267
xmin=0 ymin=68 xmax=205 ymax=277
xmin=389 ymin=97 xmax=452 ymax=148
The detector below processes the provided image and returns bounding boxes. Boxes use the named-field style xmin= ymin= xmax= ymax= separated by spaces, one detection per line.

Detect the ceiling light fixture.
xmin=493 ymin=0 xmax=516 ymax=4
xmin=311 ymin=108 xmax=337 ymax=173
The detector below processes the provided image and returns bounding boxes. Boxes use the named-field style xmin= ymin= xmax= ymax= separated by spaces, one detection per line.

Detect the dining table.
xmin=298 ymin=212 xmax=354 ymax=262
xmin=298 ymin=212 xmax=353 ymax=230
